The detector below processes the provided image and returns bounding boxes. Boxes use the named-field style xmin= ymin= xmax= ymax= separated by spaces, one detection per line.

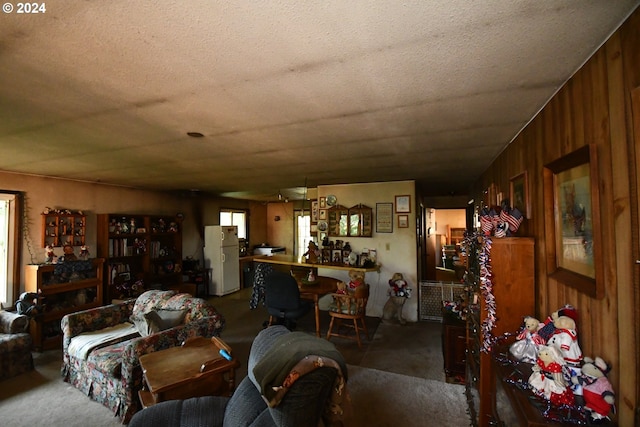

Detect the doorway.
xmin=422 ymin=208 xmax=466 ymax=281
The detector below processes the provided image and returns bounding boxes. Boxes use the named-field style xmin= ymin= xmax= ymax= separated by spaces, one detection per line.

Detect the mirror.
xmin=328 ymin=205 xmax=349 ymax=237
xmin=347 ymin=204 xmax=373 ymax=237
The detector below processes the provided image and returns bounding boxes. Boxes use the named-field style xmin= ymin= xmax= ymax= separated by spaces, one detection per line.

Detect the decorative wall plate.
xmin=326 ymin=195 xmax=337 ymax=206
xmin=318 ymin=221 xmax=328 ymax=231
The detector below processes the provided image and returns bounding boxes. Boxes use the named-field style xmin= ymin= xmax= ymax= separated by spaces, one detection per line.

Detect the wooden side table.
xmin=138 ymin=336 xmax=239 ymax=408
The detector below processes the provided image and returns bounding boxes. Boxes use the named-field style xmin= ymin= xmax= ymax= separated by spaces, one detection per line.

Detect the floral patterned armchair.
xmin=0 ymin=310 xmax=33 ymax=380
xmin=61 ymin=290 xmax=225 ymax=423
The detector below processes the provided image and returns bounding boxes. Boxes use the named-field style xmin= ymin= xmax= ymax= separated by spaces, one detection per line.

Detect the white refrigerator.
xmin=203 ymin=225 xmax=240 ymax=296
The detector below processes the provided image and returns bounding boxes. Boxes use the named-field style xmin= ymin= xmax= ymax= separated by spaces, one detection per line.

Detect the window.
xmin=219 ymin=209 xmax=247 ymax=239
xmin=0 ymin=192 xmax=19 ymax=308
xmin=295 ymin=210 xmax=313 ymax=261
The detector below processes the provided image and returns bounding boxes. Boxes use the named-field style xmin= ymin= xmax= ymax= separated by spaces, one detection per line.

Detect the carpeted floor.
xmin=0 ymin=287 xmax=471 ymax=426
xmin=0 ymin=353 xmax=469 ymax=427
xmin=345 ymin=365 xmax=468 ymax=427
xmin=212 ymin=287 xmax=449 ymax=382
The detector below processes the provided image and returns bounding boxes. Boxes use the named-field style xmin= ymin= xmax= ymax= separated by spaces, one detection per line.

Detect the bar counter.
xmin=253 ymin=254 xmax=380 ymax=273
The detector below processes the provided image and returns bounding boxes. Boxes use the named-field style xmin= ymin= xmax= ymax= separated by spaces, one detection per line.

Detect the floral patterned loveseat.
xmin=61 ymin=290 xmax=225 ymax=424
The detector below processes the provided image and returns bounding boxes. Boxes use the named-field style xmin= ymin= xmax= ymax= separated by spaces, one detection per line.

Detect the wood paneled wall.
xmin=475 ymin=8 xmax=640 ymax=424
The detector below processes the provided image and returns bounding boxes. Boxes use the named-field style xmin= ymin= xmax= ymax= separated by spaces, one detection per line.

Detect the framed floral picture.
xmin=510 ymin=171 xmax=530 ymax=218
xmin=543 ymin=144 xmax=603 ymax=299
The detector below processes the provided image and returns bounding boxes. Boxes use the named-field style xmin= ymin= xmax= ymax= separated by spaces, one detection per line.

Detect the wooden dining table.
xmin=295 ymin=275 xmax=340 ymax=337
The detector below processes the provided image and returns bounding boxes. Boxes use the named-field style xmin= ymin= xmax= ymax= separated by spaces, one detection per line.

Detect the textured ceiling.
xmin=1 ymin=1 xmax=638 ymax=201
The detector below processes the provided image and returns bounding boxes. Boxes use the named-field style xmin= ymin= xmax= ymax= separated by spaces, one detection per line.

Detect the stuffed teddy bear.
xmin=335 ymin=281 xmax=348 ymax=295
xmin=528 ymin=345 xmax=575 ymax=407
xmin=303 ymin=241 xmax=320 ymax=264
xmin=572 ymin=357 xmax=615 ymax=422
xmin=547 ymin=315 xmax=583 ymax=366
xmin=347 ymin=269 xmax=365 ymax=291
xmin=537 ymin=304 xmax=578 ymax=342
xmin=59 ymin=243 xmax=77 ymax=262
xmin=509 ymin=316 xmax=544 ymax=363
xmin=547 ymin=314 xmax=583 ymax=396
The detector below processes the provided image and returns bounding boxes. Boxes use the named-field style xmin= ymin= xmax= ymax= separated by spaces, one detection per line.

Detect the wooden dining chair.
xmin=326 ymin=283 xmax=370 ymax=348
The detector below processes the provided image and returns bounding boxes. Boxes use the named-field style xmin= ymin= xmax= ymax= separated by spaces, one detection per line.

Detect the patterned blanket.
xmin=67 ymin=323 xmax=139 ymax=360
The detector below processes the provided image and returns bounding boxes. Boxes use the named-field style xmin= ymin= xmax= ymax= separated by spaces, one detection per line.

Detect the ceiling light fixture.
xmin=277 ymin=191 xmax=288 ymax=203
xmin=187 ymin=132 xmax=204 ymax=138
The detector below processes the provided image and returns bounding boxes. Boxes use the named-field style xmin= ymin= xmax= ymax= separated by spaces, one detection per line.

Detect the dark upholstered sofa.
xmin=129 ymin=325 xmax=349 ymax=427
xmin=61 ymin=290 xmax=225 ymax=423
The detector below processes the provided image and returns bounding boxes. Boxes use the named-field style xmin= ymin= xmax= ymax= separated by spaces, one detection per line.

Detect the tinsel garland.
xmin=477 ymin=235 xmax=497 ymax=353
xmin=461 ymin=232 xmax=497 ymax=353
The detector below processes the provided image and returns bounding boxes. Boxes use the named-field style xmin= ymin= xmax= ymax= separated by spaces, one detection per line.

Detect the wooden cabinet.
xmin=447 ymin=226 xmax=465 ymax=245
xmin=97 ymin=214 xmax=183 ymax=304
xmin=25 ymin=258 xmax=104 ymax=351
xmin=443 ymin=315 xmax=467 ymax=380
xmin=42 ymin=211 xmax=86 ymax=248
xmin=464 ymin=236 xmax=534 ymax=427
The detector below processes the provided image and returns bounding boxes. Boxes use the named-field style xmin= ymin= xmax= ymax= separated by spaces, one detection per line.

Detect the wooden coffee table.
xmin=138 ymin=336 xmax=239 ymax=408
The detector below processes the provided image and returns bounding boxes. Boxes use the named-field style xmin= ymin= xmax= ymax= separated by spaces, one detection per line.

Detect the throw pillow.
xmin=144 ymin=309 xmax=188 ymax=333
xmin=130 ymin=315 xmax=153 ymax=337
xmin=131 ymin=309 xmax=187 ymax=337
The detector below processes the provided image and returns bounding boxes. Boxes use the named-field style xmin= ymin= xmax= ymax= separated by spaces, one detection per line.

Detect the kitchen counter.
xmin=253 ymin=254 xmax=380 ymax=273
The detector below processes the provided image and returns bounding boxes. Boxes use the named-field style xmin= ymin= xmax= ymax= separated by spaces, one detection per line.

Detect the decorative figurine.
xmin=45 ymin=244 xmax=56 ymax=263
xmin=79 ymin=245 xmax=90 ymax=260
xmin=15 ymin=292 xmax=42 ymax=316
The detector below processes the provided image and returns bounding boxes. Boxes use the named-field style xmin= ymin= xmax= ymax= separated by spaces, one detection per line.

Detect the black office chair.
xmin=264 ymin=271 xmax=313 ymax=330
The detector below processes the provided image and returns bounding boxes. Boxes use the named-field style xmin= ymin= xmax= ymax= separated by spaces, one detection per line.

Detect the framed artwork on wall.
xmin=376 ymin=203 xmax=393 ymax=233
xmin=510 ymin=171 xmax=531 ymax=218
xmin=484 ymin=183 xmax=498 ymax=207
xmin=319 ymin=209 xmax=327 ymax=221
xmin=397 ymin=214 xmax=409 ymax=228
xmin=311 ymin=200 xmax=319 ymax=223
xmin=395 ymin=195 xmax=411 ymax=213
xmin=543 ymin=144 xmax=603 ymax=299
xmin=319 ymin=197 xmax=327 ymax=209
